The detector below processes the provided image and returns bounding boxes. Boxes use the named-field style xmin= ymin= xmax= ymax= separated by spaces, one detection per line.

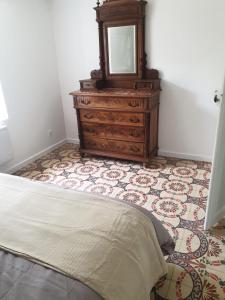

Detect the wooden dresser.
xmin=70 ymin=89 xmax=159 ymax=165
xmin=70 ymin=0 xmax=161 ymax=166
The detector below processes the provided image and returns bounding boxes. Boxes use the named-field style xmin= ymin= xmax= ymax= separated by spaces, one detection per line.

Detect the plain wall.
xmin=51 ymin=0 xmax=225 ymax=161
xmin=50 ymin=0 xmax=99 ymax=144
xmin=148 ymin=0 xmax=225 ymax=161
xmin=0 ymin=0 xmax=66 ymax=172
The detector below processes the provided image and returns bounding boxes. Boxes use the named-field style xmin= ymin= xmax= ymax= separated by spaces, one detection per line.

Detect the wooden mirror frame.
xmin=79 ymin=0 xmax=160 ymax=91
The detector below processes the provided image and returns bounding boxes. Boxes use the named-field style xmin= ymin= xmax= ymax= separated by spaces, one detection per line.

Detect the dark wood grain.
xmin=83 ymin=137 xmax=144 ymax=157
xmin=76 ymin=0 xmax=160 ymax=90
xmin=82 ymin=123 xmax=145 ymax=142
xmin=71 ymin=89 xmax=159 ymax=98
xmin=76 ymin=95 xmax=145 ymax=110
xmin=72 ymin=93 xmax=159 ymax=163
xmin=80 ymin=109 xmax=145 ymax=127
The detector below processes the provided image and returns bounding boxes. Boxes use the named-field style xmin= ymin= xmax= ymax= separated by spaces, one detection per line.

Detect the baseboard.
xmin=158 ymin=149 xmax=212 ymax=162
xmin=3 ymin=139 xmax=67 ymax=174
xmin=66 ymin=138 xmax=80 ymax=145
xmin=65 ymin=142 xmax=212 ymax=162
xmin=2 ymin=140 xmax=211 ymax=174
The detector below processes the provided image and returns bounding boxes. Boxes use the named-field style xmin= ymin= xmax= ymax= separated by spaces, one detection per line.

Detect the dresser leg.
xmin=80 ymin=152 xmax=85 ymax=158
xmin=143 ymin=162 xmax=150 ymax=168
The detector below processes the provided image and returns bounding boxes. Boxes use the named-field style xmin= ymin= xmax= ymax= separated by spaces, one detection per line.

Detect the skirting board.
xmin=67 ymin=138 xmax=80 ymax=145
xmin=2 ymin=138 xmax=212 ymax=174
xmin=3 ymin=139 xmax=66 ymax=174
xmin=67 ymin=139 xmax=212 ymax=163
xmin=158 ymin=150 xmax=212 ymax=163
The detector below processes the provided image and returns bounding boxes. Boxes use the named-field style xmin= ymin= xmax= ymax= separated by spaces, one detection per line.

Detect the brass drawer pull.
xmin=83 ymin=83 xmax=93 ymax=89
xmin=130 ymin=146 xmax=140 ymax=153
xmin=129 ymin=117 xmax=140 ymax=123
xmin=128 ymin=101 xmax=139 ymax=107
xmin=129 ymin=130 xmax=141 ymax=138
xmin=84 ymin=113 xmax=94 ymax=119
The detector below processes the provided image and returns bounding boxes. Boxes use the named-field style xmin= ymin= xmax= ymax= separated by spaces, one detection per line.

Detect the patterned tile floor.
xmin=14 ymin=143 xmax=225 ymax=300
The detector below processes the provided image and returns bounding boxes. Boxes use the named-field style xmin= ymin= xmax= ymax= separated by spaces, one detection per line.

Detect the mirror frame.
xmin=95 ymin=0 xmax=147 ymax=83
xmin=79 ymin=0 xmax=160 ymax=91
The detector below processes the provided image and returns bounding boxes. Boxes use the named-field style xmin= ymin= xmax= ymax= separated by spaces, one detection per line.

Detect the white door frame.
xmin=204 ymin=80 xmax=225 ymax=230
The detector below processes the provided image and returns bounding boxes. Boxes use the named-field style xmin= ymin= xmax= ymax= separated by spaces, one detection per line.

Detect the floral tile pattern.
xmin=14 ymin=143 xmax=225 ymax=300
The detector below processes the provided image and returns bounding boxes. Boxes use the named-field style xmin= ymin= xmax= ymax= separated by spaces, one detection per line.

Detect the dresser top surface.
xmin=70 ymin=88 xmax=159 ymax=98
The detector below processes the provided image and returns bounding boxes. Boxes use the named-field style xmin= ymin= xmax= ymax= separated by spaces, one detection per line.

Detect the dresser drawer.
xmin=80 ymin=110 xmax=144 ymax=126
xmin=82 ymin=123 xmax=145 ymax=142
xmin=83 ymin=138 xmax=144 ymax=156
xmin=76 ymin=96 xmax=144 ymax=111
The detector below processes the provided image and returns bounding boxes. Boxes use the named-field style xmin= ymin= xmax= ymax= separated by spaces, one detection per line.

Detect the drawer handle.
xmin=129 ymin=130 xmax=141 ymax=138
xmin=128 ymin=101 xmax=139 ymax=107
xmin=84 ymin=113 xmax=94 ymax=119
xmin=81 ymin=99 xmax=91 ymax=105
xmin=130 ymin=146 xmax=140 ymax=153
xmin=129 ymin=117 xmax=140 ymax=123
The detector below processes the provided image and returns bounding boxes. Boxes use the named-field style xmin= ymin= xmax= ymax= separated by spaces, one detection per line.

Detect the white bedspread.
xmin=0 ymin=173 xmax=167 ymax=300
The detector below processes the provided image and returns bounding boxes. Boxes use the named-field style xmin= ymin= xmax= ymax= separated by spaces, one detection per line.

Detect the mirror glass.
xmin=108 ymin=25 xmax=136 ymax=74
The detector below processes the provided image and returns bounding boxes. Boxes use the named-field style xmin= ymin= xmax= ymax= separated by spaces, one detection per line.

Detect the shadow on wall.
xmin=0 ymin=81 xmax=13 ymax=169
xmin=0 ymin=125 xmax=13 ymax=168
xmin=158 ymin=80 xmax=217 ymax=160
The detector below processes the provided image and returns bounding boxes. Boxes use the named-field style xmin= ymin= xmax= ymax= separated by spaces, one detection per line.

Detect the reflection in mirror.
xmin=108 ymin=25 xmax=136 ymax=74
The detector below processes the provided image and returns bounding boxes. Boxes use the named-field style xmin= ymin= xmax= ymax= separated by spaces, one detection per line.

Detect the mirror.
xmin=107 ymin=25 xmax=136 ymax=74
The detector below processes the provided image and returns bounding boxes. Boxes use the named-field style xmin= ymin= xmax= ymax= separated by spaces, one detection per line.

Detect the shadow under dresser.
xmin=70 ymin=89 xmax=159 ymax=166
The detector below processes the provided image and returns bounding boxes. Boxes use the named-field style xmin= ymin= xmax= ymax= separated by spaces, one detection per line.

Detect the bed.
xmin=0 ymin=173 xmax=174 ymax=300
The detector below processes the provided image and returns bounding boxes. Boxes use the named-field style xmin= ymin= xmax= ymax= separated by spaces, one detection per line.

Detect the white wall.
xmin=148 ymin=0 xmax=225 ymax=161
xmin=0 ymin=0 xmax=66 ymax=172
xmin=50 ymin=0 xmax=98 ymax=143
xmin=51 ymin=0 xmax=225 ymax=161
